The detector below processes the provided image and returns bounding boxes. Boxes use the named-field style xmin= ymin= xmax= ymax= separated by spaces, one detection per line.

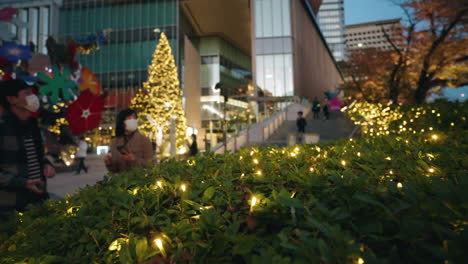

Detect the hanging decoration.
xmin=0 ymin=41 xmax=32 ymax=62
xmin=38 ymin=65 xmax=77 ymax=105
xmin=65 ymin=91 xmax=105 ymax=135
xmin=74 ymin=29 xmax=111 ymax=54
xmin=78 ymin=67 xmax=101 ymax=95
xmin=28 ymin=53 xmax=52 ymax=75
xmin=0 ymin=7 xmax=18 ymax=21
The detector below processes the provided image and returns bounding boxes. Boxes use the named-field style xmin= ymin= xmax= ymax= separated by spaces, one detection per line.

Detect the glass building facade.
xmin=254 ymin=0 xmax=294 ymax=97
xmin=317 ymin=0 xmax=345 ymax=61
xmin=59 ymin=0 xmax=178 ymax=108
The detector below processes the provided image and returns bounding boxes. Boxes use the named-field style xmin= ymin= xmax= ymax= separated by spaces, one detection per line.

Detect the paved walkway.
xmin=47 ymin=111 xmax=355 ymax=199
xmin=47 ymin=154 xmax=108 ymax=199
xmin=265 ymin=110 xmax=355 ymax=147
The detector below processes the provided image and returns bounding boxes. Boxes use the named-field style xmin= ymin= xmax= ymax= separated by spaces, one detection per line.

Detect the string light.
xmin=341 ymin=160 xmax=347 ymax=166
xmin=154 ymin=238 xmax=166 ymax=257
xmin=428 ymin=168 xmax=435 ymax=173
xmin=397 ymin=182 xmax=403 ymax=189
xmin=357 ymin=257 xmax=365 ymax=264
xmin=256 ymin=170 xmax=262 ymax=176
xmin=357 ymin=152 xmax=361 ymax=157
xmin=253 ymin=159 xmax=259 ymax=164
xmin=431 ymin=134 xmax=438 ymax=140
xmin=180 ymin=184 xmax=187 ymax=192
xmin=250 ymin=196 xmax=258 ymax=213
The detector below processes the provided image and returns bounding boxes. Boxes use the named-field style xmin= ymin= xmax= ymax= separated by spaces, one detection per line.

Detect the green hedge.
xmin=1 ymin=102 xmax=467 ymax=264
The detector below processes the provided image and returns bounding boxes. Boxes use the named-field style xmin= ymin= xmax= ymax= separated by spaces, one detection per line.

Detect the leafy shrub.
xmin=0 ymin=102 xmax=467 ymax=264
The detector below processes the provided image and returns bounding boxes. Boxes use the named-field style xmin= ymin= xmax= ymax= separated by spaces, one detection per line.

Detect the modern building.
xmin=317 ymin=0 xmax=346 ymax=61
xmin=345 ymin=18 xmax=403 ymax=52
xmin=3 ymin=0 xmax=342 ymax=148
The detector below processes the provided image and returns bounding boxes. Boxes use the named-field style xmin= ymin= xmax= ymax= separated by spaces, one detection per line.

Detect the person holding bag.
xmin=104 ymin=109 xmax=153 ymax=173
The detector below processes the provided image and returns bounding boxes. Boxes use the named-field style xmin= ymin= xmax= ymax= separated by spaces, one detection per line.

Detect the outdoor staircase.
xmin=263 ymin=111 xmax=355 ymax=147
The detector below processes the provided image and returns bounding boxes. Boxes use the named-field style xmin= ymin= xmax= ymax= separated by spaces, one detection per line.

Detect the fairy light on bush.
xmin=180 ymin=184 xmax=187 ymax=192
xmin=250 ymin=196 xmax=258 ymax=213
xmin=341 ymin=160 xmax=347 ymax=167
xmin=154 ymin=238 xmax=166 ymax=257
xmin=428 ymin=168 xmax=435 ymax=173
xmin=253 ymin=158 xmax=259 ymax=164
xmin=256 ymin=170 xmax=262 ymax=176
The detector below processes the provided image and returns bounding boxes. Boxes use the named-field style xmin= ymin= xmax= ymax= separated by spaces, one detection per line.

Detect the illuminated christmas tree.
xmin=131 ymin=32 xmax=188 ymax=154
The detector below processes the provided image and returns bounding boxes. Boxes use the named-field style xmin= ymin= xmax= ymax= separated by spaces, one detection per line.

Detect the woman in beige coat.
xmin=104 ymin=109 xmax=153 ymax=173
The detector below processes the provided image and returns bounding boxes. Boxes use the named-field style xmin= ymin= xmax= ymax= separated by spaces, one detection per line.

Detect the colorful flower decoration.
xmin=0 ymin=7 xmax=18 ymax=22
xmin=65 ymin=91 xmax=104 ymax=135
xmin=38 ymin=65 xmax=77 ymax=105
xmin=78 ymin=67 xmax=101 ymax=95
xmin=0 ymin=42 xmax=32 ymax=62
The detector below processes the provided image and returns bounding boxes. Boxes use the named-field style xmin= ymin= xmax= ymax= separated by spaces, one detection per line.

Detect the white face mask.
xmin=24 ymin=94 xmax=40 ymax=112
xmin=124 ymin=118 xmax=138 ymax=132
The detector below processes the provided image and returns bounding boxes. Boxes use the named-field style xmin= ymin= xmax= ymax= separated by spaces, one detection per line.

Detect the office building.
xmin=317 ymin=0 xmax=346 ymax=61
xmin=345 ymin=18 xmax=403 ymax=51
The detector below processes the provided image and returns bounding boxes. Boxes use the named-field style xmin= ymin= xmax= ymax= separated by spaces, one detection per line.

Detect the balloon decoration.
xmin=0 ymin=7 xmax=18 ymax=21
xmin=0 ymin=41 xmax=32 ymax=62
xmin=78 ymin=67 xmax=101 ymax=95
xmin=329 ymin=96 xmax=343 ymax=111
xmin=28 ymin=53 xmax=52 ymax=75
xmin=0 ymin=8 xmax=110 ymax=137
xmin=74 ymin=29 xmax=111 ymax=54
xmin=65 ymin=91 xmax=105 ymax=135
xmin=38 ymin=65 xmax=77 ymax=105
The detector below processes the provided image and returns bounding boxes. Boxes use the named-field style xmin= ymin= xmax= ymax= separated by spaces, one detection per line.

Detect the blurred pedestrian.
xmin=312 ymin=97 xmax=321 ymax=120
xmin=188 ymin=134 xmax=198 ymax=156
xmin=323 ymin=98 xmax=330 ymax=120
xmin=75 ymin=135 xmax=88 ymax=174
xmin=296 ymin=111 xmax=307 ymax=143
xmin=0 ymin=79 xmax=55 ymax=220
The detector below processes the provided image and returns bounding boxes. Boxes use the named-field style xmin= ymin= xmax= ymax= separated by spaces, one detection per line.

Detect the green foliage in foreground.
xmin=1 ymin=102 xmax=467 ymax=264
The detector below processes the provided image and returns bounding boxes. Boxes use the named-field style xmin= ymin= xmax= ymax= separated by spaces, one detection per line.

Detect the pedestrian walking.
xmin=296 ymin=111 xmax=307 ymax=143
xmin=323 ymin=98 xmax=330 ymax=120
xmin=0 ymin=79 xmax=55 ymax=220
xmin=75 ymin=135 xmax=88 ymax=174
xmin=312 ymin=97 xmax=321 ymax=120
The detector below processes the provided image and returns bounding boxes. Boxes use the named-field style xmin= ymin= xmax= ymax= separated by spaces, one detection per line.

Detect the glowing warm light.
xmin=180 ymin=184 xmax=187 ymax=192
xmin=450 ymin=122 xmax=454 ymax=126
xmin=156 ymin=181 xmax=163 ymax=188
xmin=357 ymin=257 xmax=365 ymax=264
xmin=357 ymin=152 xmax=361 ymax=157
xmin=341 ymin=160 xmax=346 ymax=166
xmin=239 ymin=156 xmax=243 ymax=160
xmin=250 ymin=196 xmax=258 ymax=212
xmin=70 ymin=154 xmax=75 ymax=159
xmin=65 ymin=161 xmax=71 ymax=166
xmin=431 ymin=134 xmax=438 ymax=140
xmin=428 ymin=168 xmax=435 ymax=173
xmin=290 ymin=152 xmax=297 ymax=157
xmin=397 ymin=182 xmax=403 ymax=189
xmin=389 ymin=170 xmax=393 ymax=174
xmin=429 ymin=127 xmax=433 ymax=131
xmin=385 ymin=157 xmax=391 ymax=161
xmin=154 ymin=238 xmax=166 ymax=257
xmin=253 ymin=159 xmax=259 ymax=164
xmin=309 ymin=167 xmax=314 ymax=172
xmin=256 ymin=170 xmax=262 ymax=176
xmin=108 ymin=239 xmax=123 ymax=251
xmin=240 ymin=173 xmax=245 ymax=178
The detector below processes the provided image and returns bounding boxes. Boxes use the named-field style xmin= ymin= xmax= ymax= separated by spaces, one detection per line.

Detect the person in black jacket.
xmin=0 ymin=79 xmax=55 ymax=220
xmin=296 ymin=111 xmax=307 ymax=143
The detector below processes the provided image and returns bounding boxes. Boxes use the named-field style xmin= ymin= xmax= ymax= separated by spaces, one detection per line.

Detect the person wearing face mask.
xmin=104 ymin=108 xmax=154 ymax=173
xmin=0 ymin=79 xmax=56 ymax=220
